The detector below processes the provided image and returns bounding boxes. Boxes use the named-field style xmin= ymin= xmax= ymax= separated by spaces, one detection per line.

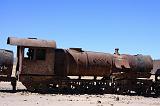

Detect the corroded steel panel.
xmin=113 ymin=54 xmax=153 ymax=72
xmin=86 ymin=52 xmax=113 ymax=76
xmin=66 ymin=49 xmax=88 ymax=75
xmin=126 ymin=54 xmax=152 ymax=72
xmin=21 ymin=48 xmax=55 ymax=76
xmin=7 ymin=37 xmax=56 ymax=48
xmin=54 ymin=49 xmax=67 ymax=76
xmin=114 ymin=55 xmax=130 ymax=69
xmin=113 ymin=54 xmax=153 ymax=78
xmin=66 ymin=49 xmax=113 ymax=76
xmin=56 ymin=48 xmax=153 ymax=79
xmin=0 ymin=49 xmax=13 ymax=77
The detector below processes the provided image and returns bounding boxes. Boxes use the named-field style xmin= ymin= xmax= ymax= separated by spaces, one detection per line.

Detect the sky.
xmin=0 ymin=0 xmax=160 ymax=59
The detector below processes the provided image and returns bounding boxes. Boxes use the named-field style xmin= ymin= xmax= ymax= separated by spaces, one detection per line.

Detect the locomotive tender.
xmin=0 ymin=37 xmax=159 ymax=95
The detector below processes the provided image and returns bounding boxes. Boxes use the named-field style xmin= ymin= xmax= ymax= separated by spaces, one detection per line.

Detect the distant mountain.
xmin=151 ymin=60 xmax=160 ymax=74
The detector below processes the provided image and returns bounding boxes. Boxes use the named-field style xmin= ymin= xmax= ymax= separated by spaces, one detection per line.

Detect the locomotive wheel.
xmin=102 ymin=86 xmax=115 ymax=94
xmin=22 ymin=82 xmax=48 ymax=93
xmin=22 ymin=82 xmax=36 ymax=92
xmin=116 ymin=87 xmax=125 ymax=95
xmin=153 ymin=82 xmax=160 ymax=97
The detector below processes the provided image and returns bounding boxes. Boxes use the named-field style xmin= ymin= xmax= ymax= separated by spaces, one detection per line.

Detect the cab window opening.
xmin=36 ymin=49 xmax=46 ymax=60
xmin=24 ymin=48 xmax=46 ymax=60
xmin=24 ymin=48 xmax=35 ymax=60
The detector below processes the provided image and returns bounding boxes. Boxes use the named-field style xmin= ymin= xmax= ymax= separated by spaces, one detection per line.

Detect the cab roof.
xmin=7 ymin=37 xmax=56 ymax=48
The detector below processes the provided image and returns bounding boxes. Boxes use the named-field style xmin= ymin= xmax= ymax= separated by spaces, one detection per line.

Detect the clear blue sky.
xmin=0 ymin=0 xmax=160 ymax=59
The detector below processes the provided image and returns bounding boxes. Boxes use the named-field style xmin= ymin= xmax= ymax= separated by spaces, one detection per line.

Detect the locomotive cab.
xmin=7 ymin=37 xmax=56 ymax=90
xmin=20 ymin=47 xmax=55 ymax=79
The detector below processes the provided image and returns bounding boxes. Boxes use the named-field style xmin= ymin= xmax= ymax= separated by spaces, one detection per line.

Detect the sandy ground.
xmin=0 ymin=82 xmax=159 ymax=106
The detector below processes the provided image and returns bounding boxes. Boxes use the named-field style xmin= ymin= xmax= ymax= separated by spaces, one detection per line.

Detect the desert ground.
xmin=0 ymin=82 xmax=159 ymax=106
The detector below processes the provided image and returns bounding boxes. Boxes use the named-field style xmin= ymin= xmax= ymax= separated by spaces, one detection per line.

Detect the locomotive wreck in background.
xmin=0 ymin=49 xmax=16 ymax=90
xmin=0 ymin=49 xmax=13 ymax=77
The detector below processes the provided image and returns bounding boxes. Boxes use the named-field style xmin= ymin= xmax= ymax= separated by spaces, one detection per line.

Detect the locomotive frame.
xmin=0 ymin=37 xmax=159 ymax=96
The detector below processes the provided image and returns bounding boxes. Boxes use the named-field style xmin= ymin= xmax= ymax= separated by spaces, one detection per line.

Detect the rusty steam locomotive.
xmin=0 ymin=37 xmax=160 ymax=95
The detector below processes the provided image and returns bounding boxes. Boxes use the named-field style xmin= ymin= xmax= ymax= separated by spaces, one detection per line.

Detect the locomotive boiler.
xmin=6 ymin=37 xmax=154 ymax=94
xmin=55 ymin=48 xmax=152 ymax=79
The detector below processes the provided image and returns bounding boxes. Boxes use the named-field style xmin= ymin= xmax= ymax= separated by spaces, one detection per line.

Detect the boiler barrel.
xmin=66 ymin=49 xmax=113 ymax=76
xmin=54 ymin=48 xmax=153 ymax=78
xmin=128 ymin=54 xmax=153 ymax=72
xmin=113 ymin=54 xmax=153 ymax=78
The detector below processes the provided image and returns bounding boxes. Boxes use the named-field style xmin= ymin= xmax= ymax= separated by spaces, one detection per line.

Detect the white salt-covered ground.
xmin=0 ymin=82 xmax=160 ymax=106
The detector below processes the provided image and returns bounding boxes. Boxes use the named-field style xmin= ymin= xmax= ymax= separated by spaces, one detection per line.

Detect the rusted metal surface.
xmin=21 ymin=48 xmax=55 ymax=76
xmin=114 ymin=55 xmax=130 ymax=69
xmin=0 ymin=49 xmax=13 ymax=77
xmin=113 ymin=53 xmax=153 ymax=78
xmin=113 ymin=48 xmax=153 ymax=71
xmin=19 ymin=47 xmax=55 ymax=87
xmin=64 ymin=48 xmax=113 ymax=76
xmin=128 ymin=54 xmax=153 ymax=72
xmin=113 ymin=54 xmax=153 ymax=71
xmin=54 ymin=48 xmax=153 ymax=79
xmin=54 ymin=49 xmax=67 ymax=76
xmin=5 ymin=37 xmax=160 ymax=94
xmin=7 ymin=37 xmax=56 ymax=48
